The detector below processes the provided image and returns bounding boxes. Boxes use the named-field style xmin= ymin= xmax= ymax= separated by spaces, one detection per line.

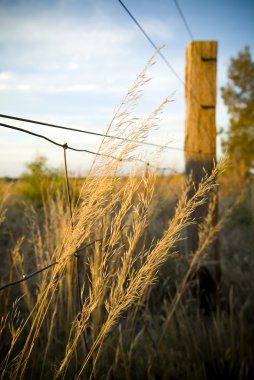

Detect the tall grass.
xmin=0 ymin=52 xmax=253 ymax=380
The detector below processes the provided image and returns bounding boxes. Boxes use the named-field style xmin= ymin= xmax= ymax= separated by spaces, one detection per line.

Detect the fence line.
xmin=0 ymin=114 xmax=182 ymax=293
xmin=0 ymin=226 xmax=132 ymax=292
xmin=0 ymin=112 xmax=184 ymax=152
xmin=0 ymin=262 xmax=58 ymax=292
xmin=0 ymin=115 xmax=214 ymax=156
xmin=0 ymin=239 xmax=102 ymax=292
xmin=0 ymin=121 xmax=185 ymax=175
xmin=0 ymin=122 xmax=122 ymax=160
xmin=0 ymin=112 xmax=173 ymax=151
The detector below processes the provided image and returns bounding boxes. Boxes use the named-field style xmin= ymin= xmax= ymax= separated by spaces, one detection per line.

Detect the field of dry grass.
xmin=0 ymin=53 xmax=254 ymax=380
xmin=1 ymin=166 xmax=254 ymax=380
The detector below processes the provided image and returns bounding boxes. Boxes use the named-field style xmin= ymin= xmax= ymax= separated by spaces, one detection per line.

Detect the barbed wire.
xmin=0 ymin=117 xmax=215 ymax=156
xmin=0 ymin=112 xmax=188 ymax=153
xmin=0 ymin=113 xmax=172 ymax=151
xmin=0 ymin=120 xmax=184 ymax=182
xmin=0 ymin=226 xmax=135 ymax=292
xmin=118 ymin=0 xmax=185 ymax=87
xmin=173 ymin=0 xmax=194 ymax=41
xmin=138 ymin=159 xmax=180 ymax=174
xmin=0 ymin=239 xmax=101 ymax=292
xmin=117 ymin=0 xmax=218 ymax=114
xmin=0 ymin=122 xmax=122 ymax=160
xmin=117 ymin=0 xmax=206 ymax=110
xmin=0 ymin=262 xmax=58 ymax=291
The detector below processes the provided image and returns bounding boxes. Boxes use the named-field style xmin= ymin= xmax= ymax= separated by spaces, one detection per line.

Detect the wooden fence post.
xmin=184 ymin=41 xmax=219 ymax=281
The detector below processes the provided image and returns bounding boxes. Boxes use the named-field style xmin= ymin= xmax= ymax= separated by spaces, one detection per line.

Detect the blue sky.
xmin=0 ymin=0 xmax=253 ymax=177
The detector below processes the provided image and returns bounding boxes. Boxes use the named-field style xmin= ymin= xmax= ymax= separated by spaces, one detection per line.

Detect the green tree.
xmin=20 ymin=155 xmax=63 ymax=205
xmin=221 ymin=46 xmax=254 ymax=176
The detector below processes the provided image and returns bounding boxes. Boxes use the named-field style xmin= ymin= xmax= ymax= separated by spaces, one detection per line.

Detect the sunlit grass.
xmin=0 ymin=52 xmax=253 ymax=380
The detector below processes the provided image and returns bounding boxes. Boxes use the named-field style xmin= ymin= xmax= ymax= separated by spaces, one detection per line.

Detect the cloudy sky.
xmin=0 ymin=0 xmax=253 ymax=177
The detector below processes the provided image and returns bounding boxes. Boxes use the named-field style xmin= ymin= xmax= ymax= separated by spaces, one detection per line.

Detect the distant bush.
xmin=18 ymin=155 xmax=63 ymax=206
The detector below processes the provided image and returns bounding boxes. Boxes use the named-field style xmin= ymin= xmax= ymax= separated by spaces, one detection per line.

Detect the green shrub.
xmin=18 ymin=155 xmax=63 ymax=206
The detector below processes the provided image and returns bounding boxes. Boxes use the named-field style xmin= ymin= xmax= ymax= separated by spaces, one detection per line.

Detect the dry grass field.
xmin=0 ymin=168 xmax=253 ymax=380
xmin=0 ymin=56 xmax=254 ymax=380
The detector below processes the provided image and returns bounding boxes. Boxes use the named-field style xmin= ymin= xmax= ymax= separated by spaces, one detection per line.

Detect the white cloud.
xmin=16 ymin=84 xmax=32 ymax=91
xmin=141 ymin=18 xmax=173 ymax=41
xmin=0 ymin=7 xmax=144 ymax=95
xmin=66 ymin=62 xmax=79 ymax=71
xmin=0 ymin=71 xmax=13 ymax=81
xmin=0 ymin=1 xmax=182 ymax=176
xmin=47 ymin=84 xmax=98 ymax=93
